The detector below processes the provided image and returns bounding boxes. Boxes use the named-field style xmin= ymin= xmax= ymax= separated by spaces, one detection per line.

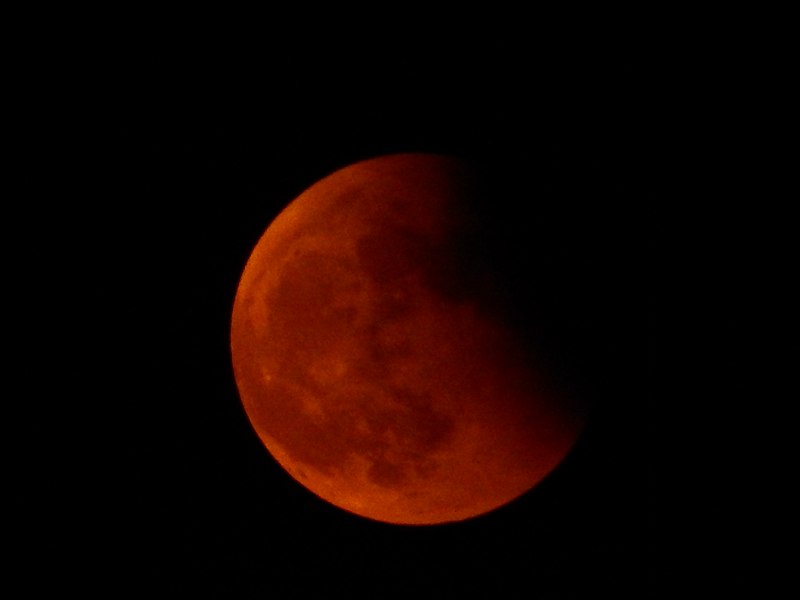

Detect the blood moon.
xmin=230 ymin=153 xmax=587 ymax=525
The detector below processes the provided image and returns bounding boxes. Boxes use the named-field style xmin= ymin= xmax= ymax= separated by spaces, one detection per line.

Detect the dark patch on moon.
xmin=256 ymin=376 xmax=456 ymax=488
xmin=356 ymin=228 xmax=431 ymax=285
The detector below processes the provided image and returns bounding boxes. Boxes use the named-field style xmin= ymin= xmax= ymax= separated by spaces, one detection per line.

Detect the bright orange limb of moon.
xmin=230 ymin=153 xmax=587 ymax=525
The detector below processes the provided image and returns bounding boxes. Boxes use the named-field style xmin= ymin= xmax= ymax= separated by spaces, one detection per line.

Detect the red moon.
xmin=230 ymin=153 xmax=588 ymax=525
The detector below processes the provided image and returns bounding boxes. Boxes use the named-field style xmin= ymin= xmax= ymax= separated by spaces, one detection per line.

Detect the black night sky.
xmin=14 ymin=32 xmax=661 ymax=597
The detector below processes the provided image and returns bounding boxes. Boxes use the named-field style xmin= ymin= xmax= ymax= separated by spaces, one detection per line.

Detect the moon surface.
xmin=230 ymin=153 xmax=588 ymax=525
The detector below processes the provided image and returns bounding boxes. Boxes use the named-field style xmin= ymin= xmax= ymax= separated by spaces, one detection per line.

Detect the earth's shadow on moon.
xmin=426 ymin=154 xmax=626 ymax=413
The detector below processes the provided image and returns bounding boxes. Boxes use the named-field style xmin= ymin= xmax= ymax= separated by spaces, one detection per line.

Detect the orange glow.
xmin=230 ymin=154 xmax=586 ymax=525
